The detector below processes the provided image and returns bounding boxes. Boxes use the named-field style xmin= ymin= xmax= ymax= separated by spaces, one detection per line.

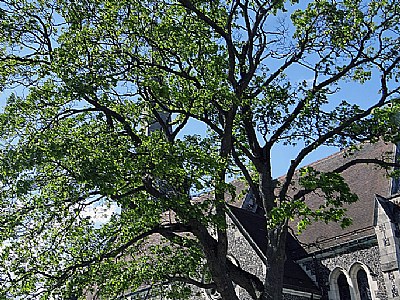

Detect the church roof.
xmin=289 ymin=141 xmax=394 ymax=252
xmin=228 ymin=142 xmax=395 ymax=254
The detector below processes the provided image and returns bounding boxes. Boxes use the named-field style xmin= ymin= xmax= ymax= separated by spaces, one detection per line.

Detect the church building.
xmin=224 ymin=141 xmax=400 ymax=300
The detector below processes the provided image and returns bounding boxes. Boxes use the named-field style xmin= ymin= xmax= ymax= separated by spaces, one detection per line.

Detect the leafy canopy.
xmin=1 ymin=0 xmax=400 ymax=299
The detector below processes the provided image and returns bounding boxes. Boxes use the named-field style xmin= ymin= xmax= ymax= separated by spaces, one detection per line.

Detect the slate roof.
xmin=288 ymin=141 xmax=394 ymax=252
xmin=228 ymin=142 xmax=395 ymax=254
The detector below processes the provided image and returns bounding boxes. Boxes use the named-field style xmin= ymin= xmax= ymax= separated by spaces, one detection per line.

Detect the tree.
xmin=1 ymin=0 xmax=400 ymax=299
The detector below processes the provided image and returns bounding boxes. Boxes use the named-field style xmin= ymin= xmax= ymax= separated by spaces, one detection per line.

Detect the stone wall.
xmin=226 ymin=218 xmax=311 ymax=300
xmin=375 ymin=197 xmax=400 ymax=300
xmin=298 ymin=244 xmax=387 ymax=300
xmin=226 ymin=217 xmax=265 ymax=300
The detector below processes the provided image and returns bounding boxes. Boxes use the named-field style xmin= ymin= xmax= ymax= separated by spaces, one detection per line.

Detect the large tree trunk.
xmin=207 ymin=255 xmax=240 ymax=300
xmin=255 ymin=162 xmax=288 ymax=300
xmin=190 ymin=218 xmax=240 ymax=300
xmin=263 ymin=226 xmax=287 ymax=300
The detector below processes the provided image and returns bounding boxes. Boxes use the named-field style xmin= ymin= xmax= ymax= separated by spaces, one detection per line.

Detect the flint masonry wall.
xmin=297 ymin=242 xmax=387 ymax=300
xmin=226 ymin=218 xmax=311 ymax=300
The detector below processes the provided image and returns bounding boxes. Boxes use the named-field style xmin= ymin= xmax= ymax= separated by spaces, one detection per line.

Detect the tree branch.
xmin=82 ymin=94 xmax=142 ymax=146
xmin=177 ymin=0 xmax=239 ymax=90
xmin=292 ymin=157 xmax=398 ymax=201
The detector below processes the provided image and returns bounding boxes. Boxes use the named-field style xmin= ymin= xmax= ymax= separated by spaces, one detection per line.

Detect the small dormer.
xmin=146 ymin=110 xmax=172 ymax=135
xmin=241 ymin=189 xmax=258 ymax=213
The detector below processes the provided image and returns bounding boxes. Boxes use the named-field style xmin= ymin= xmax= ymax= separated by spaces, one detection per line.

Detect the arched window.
xmin=337 ymin=273 xmax=352 ymax=300
xmin=349 ymin=262 xmax=375 ymax=300
xmin=356 ymin=269 xmax=372 ymax=300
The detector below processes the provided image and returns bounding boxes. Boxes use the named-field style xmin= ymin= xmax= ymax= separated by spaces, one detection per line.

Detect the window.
xmin=330 ymin=263 xmax=375 ymax=300
xmin=337 ymin=273 xmax=352 ymax=300
xmin=348 ymin=262 xmax=375 ymax=300
xmin=329 ymin=268 xmax=353 ymax=300
xmin=356 ymin=269 xmax=372 ymax=300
